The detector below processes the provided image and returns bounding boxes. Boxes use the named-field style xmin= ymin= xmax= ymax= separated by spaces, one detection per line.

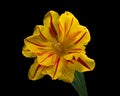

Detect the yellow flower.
xmin=22 ymin=10 xmax=95 ymax=83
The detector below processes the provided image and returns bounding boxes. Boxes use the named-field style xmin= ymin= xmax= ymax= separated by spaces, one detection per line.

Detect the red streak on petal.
xmin=77 ymin=58 xmax=90 ymax=69
xmin=72 ymin=48 xmax=81 ymax=51
xmin=37 ymin=27 xmax=47 ymax=40
xmin=66 ymin=18 xmax=74 ymax=37
xmin=37 ymin=52 xmax=45 ymax=56
xmin=71 ymin=31 xmax=81 ymax=39
xmin=58 ymin=23 xmax=62 ymax=35
xmin=49 ymin=16 xmax=57 ymax=38
xmin=53 ymin=57 xmax=60 ymax=78
xmin=64 ymin=22 xmax=67 ymax=32
xmin=31 ymin=64 xmax=41 ymax=79
xmin=74 ymin=32 xmax=87 ymax=44
xmin=38 ymin=48 xmax=45 ymax=50
xmin=39 ymin=32 xmax=47 ymax=40
xmin=26 ymin=39 xmax=45 ymax=47
xmin=68 ymin=52 xmax=79 ymax=54
xmin=49 ymin=27 xmax=55 ymax=38
xmin=40 ymin=53 xmax=54 ymax=63
xmin=66 ymin=60 xmax=74 ymax=64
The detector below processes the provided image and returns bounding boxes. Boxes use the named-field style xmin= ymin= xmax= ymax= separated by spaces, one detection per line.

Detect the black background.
xmin=6 ymin=0 xmax=99 ymax=96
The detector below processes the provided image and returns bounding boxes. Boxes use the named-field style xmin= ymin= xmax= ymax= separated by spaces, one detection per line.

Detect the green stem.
xmin=71 ymin=71 xmax=88 ymax=96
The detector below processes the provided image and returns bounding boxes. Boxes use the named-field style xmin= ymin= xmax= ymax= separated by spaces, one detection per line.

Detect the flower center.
xmin=52 ymin=41 xmax=66 ymax=56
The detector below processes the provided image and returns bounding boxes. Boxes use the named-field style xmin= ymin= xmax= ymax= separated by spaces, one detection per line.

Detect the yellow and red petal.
xmin=37 ymin=52 xmax=57 ymax=66
xmin=75 ymin=53 xmax=95 ymax=72
xmin=22 ymin=45 xmax=36 ymax=58
xmin=64 ymin=52 xmax=80 ymax=60
xmin=64 ymin=25 xmax=90 ymax=52
xmin=39 ymin=26 xmax=57 ymax=42
xmin=33 ymin=25 xmax=44 ymax=35
xmin=64 ymin=48 xmax=82 ymax=60
xmin=24 ymin=35 xmax=51 ymax=53
xmin=58 ymin=59 xmax=75 ymax=83
xmin=58 ymin=11 xmax=91 ymax=52
xmin=42 ymin=57 xmax=75 ymax=83
xmin=73 ymin=25 xmax=91 ymax=47
xmin=28 ymin=59 xmax=45 ymax=80
xmin=42 ymin=57 xmax=62 ymax=80
xmin=58 ymin=11 xmax=80 ymax=42
xmin=43 ymin=10 xmax=59 ymax=40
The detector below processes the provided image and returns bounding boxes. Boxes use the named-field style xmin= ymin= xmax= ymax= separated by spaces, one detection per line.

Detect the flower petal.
xmin=24 ymin=35 xmax=51 ymax=53
xmin=22 ymin=45 xmax=36 ymax=58
xmin=64 ymin=48 xmax=82 ymax=60
xmin=33 ymin=25 xmax=44 ymax=35
xmin=43 ymin=10 xmax=59 ymax=40
xmin=42 ymin=57 xmax=75 ymax=83
xmin=73 ymin=25 xmax=91 ymax=47
xmin=33 ymin=24 xmax=57 ymax=42
xmin=39 ymin=26 xmax=57 ymax=41
xmin=58 ymin=11 xmax=80 ymax=42
xmin=75 ymin=53 xmax=95 ymax=72
xmin=64 ymin=53 xmax=80 ymax=60
xmin=42 ymin=57 xmax=62 ymax=80
xmin=58 ymin=59 xmax=75 ymax=83
xmin=37 ymin=52 xmax=57 ymax=66
xmin=28 ymin=59 xmax=45 ymax=80
xmin=58 ymin=11 xmax=91 ymax=52
xmin=64 ymin=26 xmax=91 ymax=57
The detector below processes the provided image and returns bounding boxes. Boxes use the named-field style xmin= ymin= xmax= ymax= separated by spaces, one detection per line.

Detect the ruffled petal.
xmin=24 ymin=35 xmax=52 ymax=53
xmin=42 ymin=57 xmax=75 ymax=83
xmin=39 ymin=26 xmax=57 ymax=42
xmin=43 ymin=10 xmax=59 ymax=40
xmin=22 ymin=45 xmax=36 ymax=58
xmin=58 ymin=59 xmax=75 ymax=83
xmin=42 ymin=57 xmax=63 ymax=80
xmin=28 ymin=59 xmax=45 ymax=80
xmin=58 ymin=11 xmax=90 ymax=52
xmin=33 ymin=25 xmax=44 ymax=35
xmin=58 ymin=11 xmax=80 ymax=42
xmin=73 ymin=25 xmax=91 ymax=47
xmin=75 ymin=53 xmax=95 ymax=72
xmin=64 ymin=48 xmax=82 ymax=60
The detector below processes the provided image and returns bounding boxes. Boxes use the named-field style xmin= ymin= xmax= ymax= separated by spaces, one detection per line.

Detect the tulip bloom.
xmin=22 ymin=10 xmax=95 ymax=83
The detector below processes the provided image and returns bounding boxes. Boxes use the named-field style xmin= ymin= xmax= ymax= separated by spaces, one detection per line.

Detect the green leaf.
xmin=72 ymin=71 xmax=88 ymax=96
